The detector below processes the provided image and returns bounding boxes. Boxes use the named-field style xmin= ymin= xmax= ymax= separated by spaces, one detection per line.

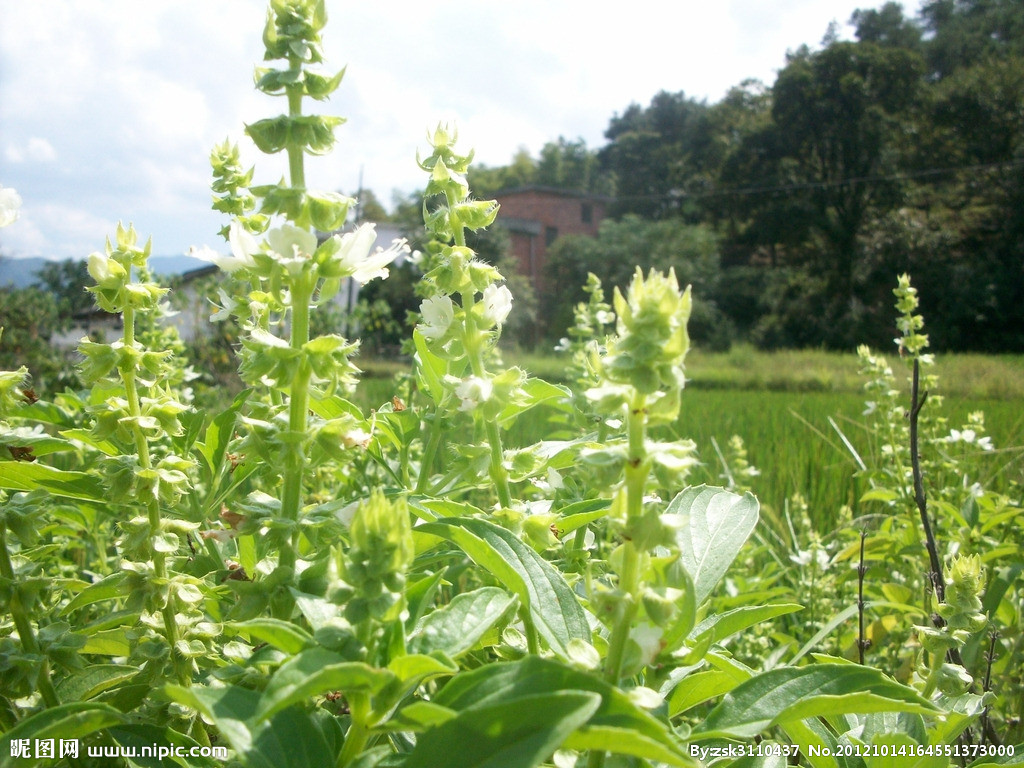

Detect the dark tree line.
xmin=490 ymin=0 xmax=1024 ymax=351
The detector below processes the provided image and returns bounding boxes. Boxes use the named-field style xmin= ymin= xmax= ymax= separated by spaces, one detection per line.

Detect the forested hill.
xmin=471 ymin=0 xmax=1024 ymax=352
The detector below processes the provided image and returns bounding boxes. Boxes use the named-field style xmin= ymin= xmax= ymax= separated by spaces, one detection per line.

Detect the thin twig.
xmin=858 ymin=530 xmax=869 ymax=665
xmin=909 ymin=359 xmax=944 ymax=602
xmin=908 ymin=358 xmax=965 ymax=670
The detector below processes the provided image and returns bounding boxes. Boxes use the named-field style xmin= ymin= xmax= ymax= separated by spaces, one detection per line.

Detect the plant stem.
xmin=122 ymin=305 xmax=189 ymax=687
xmin=910 ymin=359 xmax=944 ymax=603
xmin=858 ymin=530 xmax=867 ymax=665
xmin=0 ymin=524 xmax=61 ymax=708
xmin=414 ymin=418 xmax=442 ymax=494
xmin=909 ymin=358 xmax=966 ymax=670
xmin=601 ymin=392 xmax=649 ymax=686
xmin=338 ymin=692 xmax=370 ymax=767
xmin=279 ymin=280 xmax=313 ymax=574
xmin=286 ymin=70 xmax=306 ymax=191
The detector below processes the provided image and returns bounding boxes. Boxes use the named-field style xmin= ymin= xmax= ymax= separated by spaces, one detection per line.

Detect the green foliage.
xmin=1 ymin=4 xmax=1022 ymax=768
xmin=0 ymin=285 xmax=66 ymax=389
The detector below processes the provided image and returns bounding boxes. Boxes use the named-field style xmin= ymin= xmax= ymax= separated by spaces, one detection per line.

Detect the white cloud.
xmin=0 ymin=0 xmax=921 ymax=259
xmin=4 ymin=138 xmax=57 ymax=164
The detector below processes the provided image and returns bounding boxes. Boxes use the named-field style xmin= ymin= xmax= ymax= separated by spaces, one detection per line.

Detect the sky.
xmin=0 ymin=0 xmax=920 ymax=261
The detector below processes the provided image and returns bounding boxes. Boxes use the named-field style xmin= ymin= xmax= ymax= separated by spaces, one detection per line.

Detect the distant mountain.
xmin=0 ymin=254 xmax=209 ymax=289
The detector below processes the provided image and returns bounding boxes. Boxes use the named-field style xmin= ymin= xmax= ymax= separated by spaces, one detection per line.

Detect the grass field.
xmin=354 ymin=347 xmax=1024 ymax=524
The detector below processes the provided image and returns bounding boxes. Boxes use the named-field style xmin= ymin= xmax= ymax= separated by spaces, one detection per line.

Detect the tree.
xmin=852 ymin=2 xmax=923 ymax=48
xmin=35 ymin=258 xmax=92 ymax=326
xmin=544 ymin=216 xmax=733 ymax=349
xmin=599 ymin=91 xmax=711 ymax=219
xmin=0 ymin=286 xmax=66 ymax=389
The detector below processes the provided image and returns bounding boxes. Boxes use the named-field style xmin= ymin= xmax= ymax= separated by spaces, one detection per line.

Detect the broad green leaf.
xmin=245 ymin=706 xmax=335 ymax=768
xmin=412 ymin=329 xmax=447 ymax=403
xmin=257 ymin=648 xmax=394 ymax=721
xmin=419 ymin=518 xmax=590 ymax=656
xmin=165 ymin=683 xmax=260 ymax=755
xmin=61 ymin=571 xmax=128 ymax=615
xmin=668 ymin=485 xmax=759 ymax=604
xmin=109 ymin=724 xmax=218 ymax=768
xmin=863 ymin=733 xmax=947 ymax=768
xmin=0 ymin=703 xmax=127 ymax=768
xmin=56 ymin=664 xmax=138 ymax=703
xmin=667 ymin=670 xmax=738 ymax=717
xmin=289 ymin=589 xmax=340 ymax=631
xmin=59 ymin=428 xmax=120 ymax=456
xmin=860 ymin=488 xmax=900 ymax=503
xmin=197 ymin=389 xmax=249 ymax=479
xmin=0 ymin=461 xmax=105 ymax=501
xmin=78 ymin=627 xmax=131 ymax=656
xmin=497 ymin=378 xmax=570 ymax=426
xmin=404 ymin=691 xmax=601 ymax=768
xmin=697 ymin=664 xmax=938 ymax=739
xmin=434 ymin=656 xmax=692 ymax=766
xmin=383 ymin=701 xmax=457 ymax=732
xmin=165 ymin=684 xmax=333 ymax=768
xmin=690 ymin=603 xmax=804 ymax=646
xmin=408 ymin=587 xmax=518 ymax=658
xmin=232 ymin=618 xmax=314 ymax=654
xmin=387 ymin=654 xmax=458 ymax=686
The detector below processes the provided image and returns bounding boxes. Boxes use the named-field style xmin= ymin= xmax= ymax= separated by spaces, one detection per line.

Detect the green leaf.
xmin=109 ymin=724 xmax=218 ymax=768
xmin=165 ymin=684 xmax=333 ymax=768
xmin=232 ymin=618 xmax=314 ymax=654
xmin=861 ymin=487 xmax=900 ymax=503
xmin=409 ymin=587 xmax=518 ymax=658
xmin=419 ymin=518 xmax=590 ymax=656
xmin=0 ymin=703 xmax=127 ymax=768
xmin=667 ymin=669 xmax=738 ymax=717
xmin=497 ymin=378 xmax=570 ymax=426
xmin=412 ymin=328 xmax=447 ymax=404
xmin=434 ymin=656 xmax=692 ymax=766
xmin=404 ymin=690 xmax=601 ymax=768
xmin=197 ymin=389 xmax=249 ymax=480
xmin=257 ymin=648 xmax=394 ymax=721
xmin=165 ymin=683 xmax=260 ymax=756
xmin=56 ymin=664 xmax=139 ymax=703
xmin=668 ymin=485 xmax=759 ymax=604
xmin=61 ymin=571 xmax=128 ymax=615
xmin=697 ymin=664 xmax=938 ymax=739
xmin=690 ymin=603 xmax=804 ymax=646
xmin=0 ymin=461 xmax=105 ymax=501
xmin=78 ymin=627 xmax=132 ymax=656
xmin=59 ymin=428 xmax=120 ymax=456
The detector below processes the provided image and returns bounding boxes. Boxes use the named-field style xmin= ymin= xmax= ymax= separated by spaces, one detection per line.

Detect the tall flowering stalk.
xmin=193 ymin=0 xmax=407 ymax=607
xmin=81 ymin=225 xmax=196 ymax=688
xmin=412 ymin=125 xmax=517 ymax=509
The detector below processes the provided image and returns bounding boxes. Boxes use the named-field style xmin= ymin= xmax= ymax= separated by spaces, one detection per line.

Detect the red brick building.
xmin=495 ymin=186 xmax=609 ymax=293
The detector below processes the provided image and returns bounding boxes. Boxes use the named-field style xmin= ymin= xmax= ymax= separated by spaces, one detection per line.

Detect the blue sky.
xmin=0 ymin=0 xmax=916 ymax=260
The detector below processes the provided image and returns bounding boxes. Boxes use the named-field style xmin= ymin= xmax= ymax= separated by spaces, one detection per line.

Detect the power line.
xmin=611 ymin=157 xmax=1024 ymax=203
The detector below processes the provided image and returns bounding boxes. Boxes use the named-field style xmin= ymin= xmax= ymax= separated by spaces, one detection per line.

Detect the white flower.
xmin=976 ymin=436 xmax=994 ymax=451
xmin=595 ymin=309 xmax=615 ymax=325
xmin=553 ymin=337 xmax=571 ymax=353
xmin=418 ymin=295 xmax=454 ymax=340
xmin=267 ymin=224 xmax=318 ymax=277
xmin=455 ymin=375 xmax=492 ymax=412
xmin=863 ymin=400 xmax=877 ymax=416
xmin=0 ymin=184 xmax=22 ymax=227
xmin=334 ymin=223 xmax=410 ymax=284
xmin=208 ymin=287 xmax=243 ymax=323
xmin=790 ymin=549 xmax=812 ymax=567
xmin=341 ymin=427 xmax=373 ymax=449
xmin=189 ymin=220 xmax=258 ymax=273
xmin=480 ymin=283 xmax=513 ymax=326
